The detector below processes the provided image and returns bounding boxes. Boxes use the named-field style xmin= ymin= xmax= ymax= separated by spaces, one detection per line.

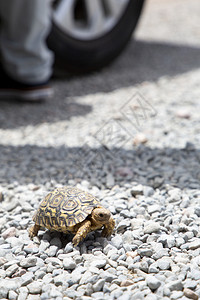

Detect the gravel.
xmin=0 ymin=0 xmax=200 ymax=299
xmin=146 ymin=275 xmax=161 ymax=291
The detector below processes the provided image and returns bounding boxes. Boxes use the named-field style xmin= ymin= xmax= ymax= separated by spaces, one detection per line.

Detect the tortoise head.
xmin=91 ymin=207 xmax=111 ymax=224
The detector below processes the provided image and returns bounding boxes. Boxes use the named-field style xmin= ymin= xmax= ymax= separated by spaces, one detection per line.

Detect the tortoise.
xmin=29 ymin=186 xmax=115 ymax=246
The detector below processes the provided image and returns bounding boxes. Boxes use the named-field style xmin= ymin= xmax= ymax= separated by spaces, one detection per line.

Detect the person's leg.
xmin=0 ymin=0 xmax=54 ymax=100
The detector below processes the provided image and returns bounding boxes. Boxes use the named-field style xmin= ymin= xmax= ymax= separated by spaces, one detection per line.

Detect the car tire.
xmin=47 ymin=0 xmax=145 ymax=73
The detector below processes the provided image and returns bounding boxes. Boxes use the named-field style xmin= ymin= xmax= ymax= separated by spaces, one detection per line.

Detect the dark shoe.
xmin=0 ymin=66 xmax=53 ymax=101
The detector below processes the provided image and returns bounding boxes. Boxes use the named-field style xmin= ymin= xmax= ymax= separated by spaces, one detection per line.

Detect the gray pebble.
xmin=8 ymin=290 xmax=18 ymax=300
xmin=131 ymin=185 xmax=144 ymax=196
xmin=49 ymin=287 xmax=63 ymax=298
xmin=168 ymin=189 xmax=181 ymax=202
xmin=21 ymin=272 xmax=34 ymax=286
xmin=79 ymin=271 xmax=98 ymax=285
xmin=63 ymin=257 xmax=76 ymax=270
xmin=20 ymin=257 xmax=37 ymax=268
xmin=166 ymin=280 xmax=183 ymax=291
xmin=194 ymin=207 xmax=200 ymax=217
xmin=188 ymin=239 xmax=200 ymax=250
xmin=120 ymin=209 xmax=131 ymax=218
xmin=149 ymin=262 xmax=159 ymax=273
xmin=111 ymin=235 xmax=123 ymax=249
xmin=23 ymin=244 xmax=39 ymax=255
xmin=144 ymin=221 xmax=160 ymax=234
xmin=184 ymin=279 xmax=197 ymax=290
xmin=111 ymin=289 xmax=123 ymax=299
xmin=6 ymin=263 xmax=19 ymax=277
xmin=122 ymin=230 xmax=135 ymax=244
xmin=145 ymin=294 xmax=158 ymax=300
xmin=4 ymin=259 xmax=19 ymax=269
xmin=47 ymin=245 xmax=58 ymax=257
xmin=152 ymin=248 xmax=169 ymax=260
xmin=93 ymin=279 xmax=105 ymax=292
xmin=0 ymin=286 xmax=8 ymax=299
xmin=166 ymin=236 xmax=176 ymax=248
xmin=45 ymin=257 xmax=62 ymax=267
xmin=0 ymin=257 xmax=7 ymax=267
xmin=2 ymin=227 xmax=17 ymax=239
xmin=91 ymin=259 xmax=107 ymax=269
xmin=157 ymin=258 xmax=171 ymax=270
xmin=108 ymin=259 xmax=118 ymax=268
xmin=6 ymin=237 xmax=22 ymax=248
xmin=90 ymin=291 xmax=104 ymax=299
xmin=100 ymin=270 xmax=117 ymax=282
xmin=170 ymin=291 xmax=184 ymax=299
xmin=17 ymin=287 xmax=28 ymax=300
xmin=148 ymin=204 xmax=161 ymax=214
xmin=126 ymin=291 xmax=145 ymax=300
xmin=64 ymin=242 xmax=74 ymax=253
xmin=143 ymin=186 xmax=154 ymax=197
xmin=2 ymin=200 xmax=18 ymax=212
xmin=175 ymin=237 xmax=185 ymax=247
xmin=35 ymin=270 xmax=46 ymax=280
xmin=189 ymin=269 xmax=200 ymax=280
xmin=117 ymin=220 xmax=131 ymax=232
xmin=107 ymin=250 xmax=118 ymax=260
xmin=27 ymin=295 xmax=41 ymax=300
xmin=183 ymin=288 xmax=198 ymax=300
xmin=0 ymin=278 xmax=21 ymax=297
xmin=103 ymin=244 xmax=116 ymax=255
xmin=27 ymin=281 xmax=43 ymax=294
xmin=67 ymin=273 xmax=82 ymax=286
xmin=146 ymin=275 xmax=161 ymax=290
xmin=54 ymin=273 xmax=68 ymax=286
xmin=42 ymin=274 xmax=54 ymax=285
xmin=39 ymin=240 xmax=50 ymax=252
xmin=137 ymin=248 xmax=153 ymax=257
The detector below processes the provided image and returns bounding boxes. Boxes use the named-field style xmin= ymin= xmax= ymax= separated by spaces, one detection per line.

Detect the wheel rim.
xmin=52 ymin=0 xmax=130 ymax=40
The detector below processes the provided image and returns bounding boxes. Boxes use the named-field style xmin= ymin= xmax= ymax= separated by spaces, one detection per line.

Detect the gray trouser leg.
xmin=0 ymin=0 xmax=54 ymax=84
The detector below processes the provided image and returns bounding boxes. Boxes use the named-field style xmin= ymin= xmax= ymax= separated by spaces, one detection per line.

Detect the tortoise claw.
xmin=72 ymin=236 xmax=80 ymax=247
xmin=28 ymin=224 xmax=40 ymax=239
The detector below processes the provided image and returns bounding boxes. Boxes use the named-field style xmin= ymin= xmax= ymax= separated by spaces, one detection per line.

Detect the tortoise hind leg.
xmin=29 ymin=224 xmax=41 ymax=238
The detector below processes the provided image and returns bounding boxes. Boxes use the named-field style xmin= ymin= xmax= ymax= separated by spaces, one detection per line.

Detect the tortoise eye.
xmin=99 ymin=213 xmax=104 ymax=218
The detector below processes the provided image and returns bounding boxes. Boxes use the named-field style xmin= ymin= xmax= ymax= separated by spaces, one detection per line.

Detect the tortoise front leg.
xmin=72 ymin=220 xmax=91 ymax=246
xmin=29 ymin=224 xmax=41 ymax=238
xmin=101 ymin=217 xmax=115 ymax=237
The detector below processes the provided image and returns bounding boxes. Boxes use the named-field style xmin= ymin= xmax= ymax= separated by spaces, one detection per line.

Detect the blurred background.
xmin=0 ymin=0 xmax=200 ymax=188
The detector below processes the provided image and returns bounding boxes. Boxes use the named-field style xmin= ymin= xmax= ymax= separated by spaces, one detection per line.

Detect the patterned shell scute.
xmin=34 ymin=187 xmax=100 ymax=228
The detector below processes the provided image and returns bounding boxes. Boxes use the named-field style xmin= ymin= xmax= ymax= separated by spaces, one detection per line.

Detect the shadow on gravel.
xmin=1 ymin=144 xmax=199 ymax=190
xmin=0 ymin=98 xmax=92 ymax=129
xmin=1 ymin=40 xmax=200 ymax=129
xmin=53 ymin=40 xmax=200 ymax=97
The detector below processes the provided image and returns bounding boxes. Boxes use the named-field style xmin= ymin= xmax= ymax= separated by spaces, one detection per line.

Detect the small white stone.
xmin=2 ymin=227 xmax=17 ymax=239
xmin=146 ymin=275 xmax=161 ymax=290
xmin=20 ymin=257 xmax=37 ymax=268
xmin=144 ymin=221 xmax=160 ymax=234
xmin=63 ymin=257 xmax=76 ymax=270
xmin=111 ymin=235 xmax=123 ymax=249
xmin=133 ymin=133 xmax=148 ymax=145
xmin=188 ymin=239 xmax=200 ymax=250
xmin=91 ymin=259 xmax=107 ymax=269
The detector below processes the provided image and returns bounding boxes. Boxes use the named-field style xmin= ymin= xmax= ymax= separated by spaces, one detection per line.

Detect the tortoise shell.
xmin=33 ymin=186 xmax=100 ymax=231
